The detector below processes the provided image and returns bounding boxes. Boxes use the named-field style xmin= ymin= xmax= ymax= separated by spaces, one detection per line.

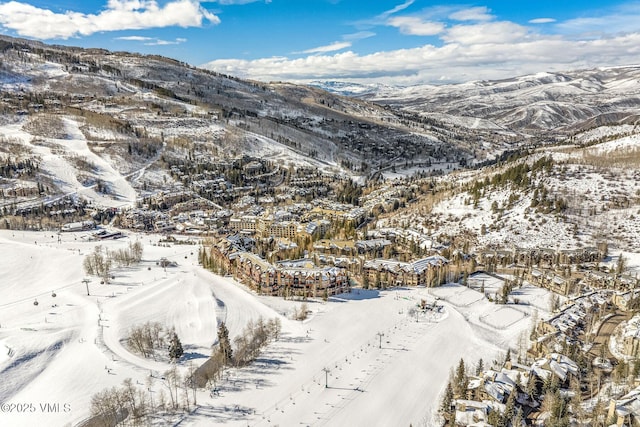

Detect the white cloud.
xmin=201 ymin=30 xmax=640 ymax=85
xmin=0 ymin=0 xmax=220 ymax=39
xmin=207 ymin=1 xmax=640 ymax=85
xmin=300 ymin=41 xmax=352 ymax=54
xmin=354 ymin=0 xmax=415 ymax=27
xmin=529 ymin=18 xmax=556 ymax=24
xmin=145 ymin=38 xmax=186 ymax=45
xmin=116 ymin=35 xmax=153 ymax=41
xmin=387 ymin=16 xmax=445 ymax=36
xmin=442 ymin=21 xmax=529 ymax=45
xmin=380 ymin=0 xmax=415 ymax=20
xmin=343 ymin=31 xmax=376 ymax=41
xmin=297 ymin=32 xmax=375 ymax=55
xmin=558 ymin=15 xmax=640 ymax=35
xmin=116 ymin=35 xmax=187 ymax=45
xmin=448 ymin=6 xmax=493 ymax=22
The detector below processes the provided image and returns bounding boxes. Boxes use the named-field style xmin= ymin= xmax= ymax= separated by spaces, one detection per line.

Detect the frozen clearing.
xmin=0 ymin=230 xmax=552 ymax=426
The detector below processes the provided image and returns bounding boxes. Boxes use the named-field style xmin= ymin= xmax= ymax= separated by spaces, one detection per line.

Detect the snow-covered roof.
xmin=363 ymin=255 xmax=447 ymax=274
xmin=531 ymin=353 xmax=578 ymax=382
xmin=614 ymin=386 xmax=640 ymax=418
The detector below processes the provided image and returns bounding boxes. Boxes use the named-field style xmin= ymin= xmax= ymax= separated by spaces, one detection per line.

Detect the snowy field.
xmin=0 ymin=230 xmax=553 ymax=427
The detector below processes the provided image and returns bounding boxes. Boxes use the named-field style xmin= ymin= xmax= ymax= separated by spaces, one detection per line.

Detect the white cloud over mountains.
xmin=203 ymin=3 xmax=640 ymax=85
xmin=204 ymin=27 xmax=640 ymax=85
xmin=1 ymin=0 xmax=639 ymax=85
xmin=0 ymin=0 xmax=219 ymax=39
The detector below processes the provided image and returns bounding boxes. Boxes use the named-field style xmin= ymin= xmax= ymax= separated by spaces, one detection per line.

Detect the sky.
xmin=1 ymin=0 xmax=640 ymax=85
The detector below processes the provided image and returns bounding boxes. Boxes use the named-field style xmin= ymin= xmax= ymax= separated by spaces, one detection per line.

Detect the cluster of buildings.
xmin=367 ymin=227 xmax=437 ymax=252
xmin=617 ymin=310 xmax=640 ymax=359
xmin=477 ymin=246 xmax=605 ymax=268
xmin=609 ymin=385 xmax=640 ymax=426
xmin=362 ymin=256 xmax=448 ymax=287
xmin=454 ymin=354 xmax=579 ymax=426
xmin=536 ymin=291 xmax=609 ymax=353
xmin=528 ymin=268 xmax=575 ymax=296
xmin=208 ymin=238 xmax=349 ymax=298
xmin=233 ymin=252 xmax=349 ymax=298
xmin=228 ymin=213 xmax=331 ymax=240
xmin=586 ymin=269 xmax=640 ymax=291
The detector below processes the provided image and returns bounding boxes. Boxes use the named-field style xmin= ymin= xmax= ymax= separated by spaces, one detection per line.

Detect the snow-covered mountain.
xmin=0 ymin=35 xmax=473 ymax=183
xmin=2 ymin=34 xmax=640 ymax=218
xmin=319 ymin=66 xmax=640 ymax=136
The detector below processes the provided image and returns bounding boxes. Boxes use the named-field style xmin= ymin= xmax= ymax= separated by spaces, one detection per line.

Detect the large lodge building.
xmin=208 ymin=240 xmax=349 ymax=298
xmin=362 ymin=256 xmax=449 ymax=287
xmin=233 ymin=252 xmax=349 ymax=298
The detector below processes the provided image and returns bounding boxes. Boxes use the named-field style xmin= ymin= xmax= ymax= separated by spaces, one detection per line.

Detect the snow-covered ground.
xmin=382 ymin=134 xmax=640 ymax=252
xmin=0 ymin=117 xmax=137 ymax=209
xmin=0 ymin=230 xmax=554 ymax=427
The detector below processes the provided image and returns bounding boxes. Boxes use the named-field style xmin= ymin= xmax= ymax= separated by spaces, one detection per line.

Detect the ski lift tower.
xmin=322 ymin=367 xmax=330 ymax=388
xmin=82 ymin=278 xmax=91 ymax=296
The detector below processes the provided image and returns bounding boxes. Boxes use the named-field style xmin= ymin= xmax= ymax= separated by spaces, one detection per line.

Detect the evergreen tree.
xmin=526 ymin=374 xmax=538 ymax=400
xmin=501 ymin=283 xmax=510 ymax=304
xmin=216 ymin=322 xmax=233 ymax=364
xmin=503 ymin=390 xmax=516 ymax=423
xmin=454 ymin=358 xmax=468 ymax=398
xmin=549 ymin=389 xmax=569 ymax=427
xmin=441 ymin=380 xmax=454 ymax=414
xmin=168 ymin=329 xmax=184 ymax=362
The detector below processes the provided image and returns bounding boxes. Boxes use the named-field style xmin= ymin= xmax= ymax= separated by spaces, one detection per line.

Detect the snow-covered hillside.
xmin=0 ymin=34 xmax=472 ymax=181
xmin=357 ymin=66 xmax=640 ymax=136
xmin=0 ymin=116 xmax=139 ymax=208
xmin=0 ymin=230 xmax=550 ymax=426
xmin=380 ymin=134 xmax=640 ymax=252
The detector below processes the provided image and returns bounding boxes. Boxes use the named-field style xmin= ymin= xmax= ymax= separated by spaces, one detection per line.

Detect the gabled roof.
xmin=532 ymin=353 xmax=578 ymax=382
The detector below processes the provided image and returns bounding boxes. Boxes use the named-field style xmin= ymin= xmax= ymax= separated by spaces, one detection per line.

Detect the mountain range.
xmin=1 ymin=35 xmax=639 ymax=212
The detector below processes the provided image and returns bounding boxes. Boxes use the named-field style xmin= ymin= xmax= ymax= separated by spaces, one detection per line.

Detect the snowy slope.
xmin=359 ymin=66 xmax=640 ymax=135
xmin=0 ymin=116 xmax=137 ymax=208
xmin=0 ymin=230 xmax=554 ymax=426
xmin=380 ymin=133 xmax=640 ymax=252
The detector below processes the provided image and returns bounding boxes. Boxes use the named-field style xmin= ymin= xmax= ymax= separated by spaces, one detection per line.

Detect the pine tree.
xmin=454 ymin=358 xmax=468 ymax=398
xmin=216 ymin=322 xmax=233 ymax=364
xmin=503 ymin=389 xmax=516 ymax=423
xmin=168 ymin=329 xmax=184 ymax=362
xmin=441 ymin=380 xmax=454 ymax=413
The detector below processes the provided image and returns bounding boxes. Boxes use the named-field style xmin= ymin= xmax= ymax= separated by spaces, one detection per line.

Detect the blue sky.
xmin=1 ymin=1 xmax=640 ymax=85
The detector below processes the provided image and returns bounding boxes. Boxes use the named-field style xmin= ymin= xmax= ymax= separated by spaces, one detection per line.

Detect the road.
xmin=588 ymin=312 xmax=628 ymax=361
